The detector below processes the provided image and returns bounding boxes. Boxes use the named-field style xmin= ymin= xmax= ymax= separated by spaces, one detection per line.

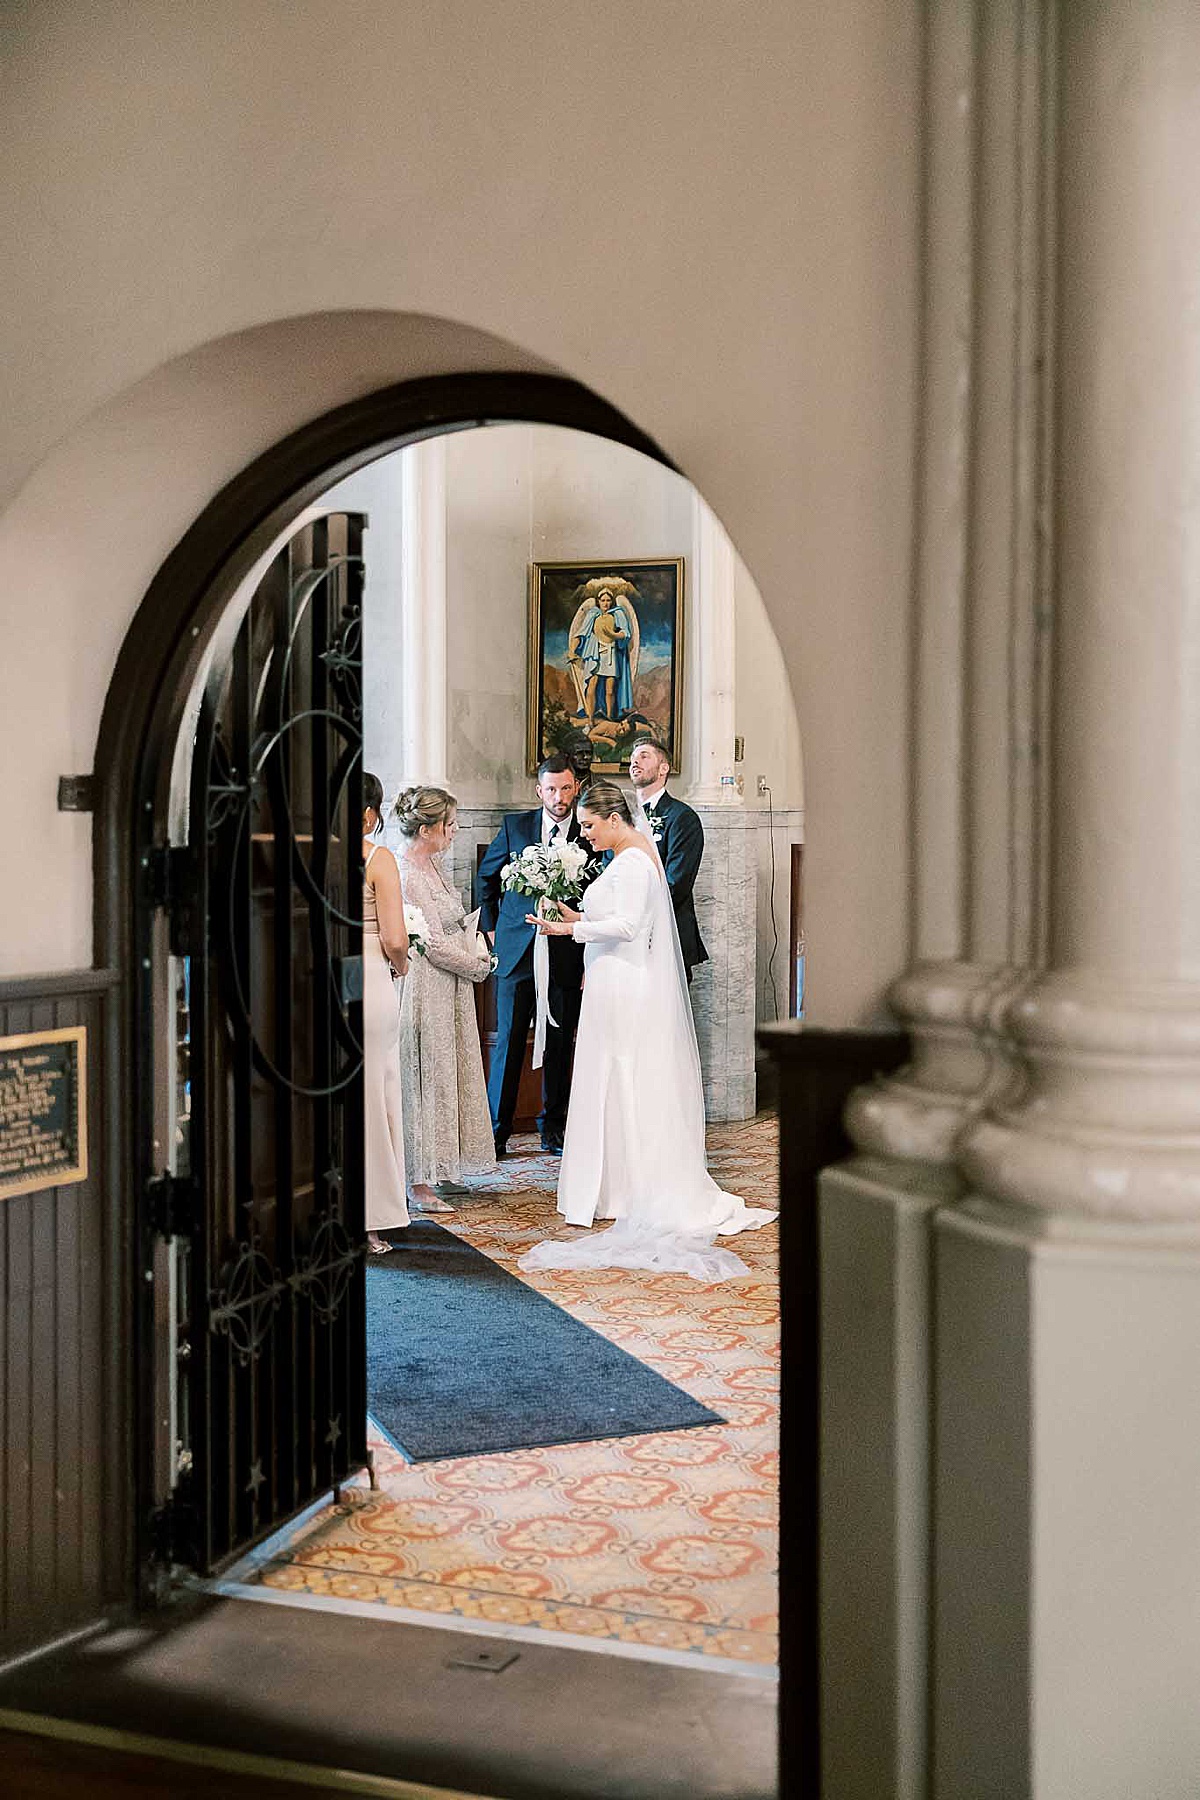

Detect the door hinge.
xmin=144 ymin=844 xmax=199 ymax=955
xmin=147 ymin=1488 xmax=201 ymax=1580
xmin=146 ymin=1171 xmax=200 ymax=1240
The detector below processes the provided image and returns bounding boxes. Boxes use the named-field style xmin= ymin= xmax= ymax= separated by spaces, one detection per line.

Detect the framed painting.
xmin=527 ymin=558 xmax=685 ymax=775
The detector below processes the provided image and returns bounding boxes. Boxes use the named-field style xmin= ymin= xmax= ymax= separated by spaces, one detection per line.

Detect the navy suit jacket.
xmin=475 ymin=809 xmax=601 ymax=985
xmin=643 ymin=791 xmax=709 ymax=971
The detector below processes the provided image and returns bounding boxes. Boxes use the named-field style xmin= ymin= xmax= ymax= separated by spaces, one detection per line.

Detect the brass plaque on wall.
xmin=0 ymin=1025 xmax=88 ymax=1200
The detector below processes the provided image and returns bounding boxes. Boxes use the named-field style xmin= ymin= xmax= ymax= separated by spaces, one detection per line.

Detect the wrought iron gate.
xmin=144 ymin=514 xmax=368 ymax=1576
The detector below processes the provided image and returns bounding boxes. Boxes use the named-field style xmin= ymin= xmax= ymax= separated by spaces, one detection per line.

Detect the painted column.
xmin=846 ymin=0 xmax=1054 ymax=1170
xmin=399 ymin=436 xmax=448 ymax=788
xmin=939 ymin=6 xmax=1200 ymax=1795
xmin=687 ymin=493 xmax=740 ymax=806
xmin=962 ymin=0 xmax=1200 ymax=1227
xmin=684 ymin=491 xmax=755 ymax=1119
xmin=820 ymin=4 xmax=1056 ymax=1795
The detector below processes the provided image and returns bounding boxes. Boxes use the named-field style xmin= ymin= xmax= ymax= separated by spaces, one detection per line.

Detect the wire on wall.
xmin=762 ymin=782 xmax=779 ymax=1021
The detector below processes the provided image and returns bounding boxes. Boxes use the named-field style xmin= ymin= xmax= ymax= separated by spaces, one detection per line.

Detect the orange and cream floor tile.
xmin=232 ymin=1114 xmax=780 ymax=1671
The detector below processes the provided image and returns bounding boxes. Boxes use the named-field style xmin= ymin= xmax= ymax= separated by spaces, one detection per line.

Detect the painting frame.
xmin=526 ymin=557 xmax=686 ymax=776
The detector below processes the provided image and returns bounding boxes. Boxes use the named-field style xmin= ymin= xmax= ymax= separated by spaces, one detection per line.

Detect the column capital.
xmin=960 ymin=973 xmax=1200 ymax=1223
xmin=846 ymin=959 xmax=1027 ymax=1166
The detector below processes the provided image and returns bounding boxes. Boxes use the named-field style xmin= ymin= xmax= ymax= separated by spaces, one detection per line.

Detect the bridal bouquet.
xmin=403 ymin=903 xmax=431 ymax=957
xmin=500 ymin=838 xmax=590 ymax=921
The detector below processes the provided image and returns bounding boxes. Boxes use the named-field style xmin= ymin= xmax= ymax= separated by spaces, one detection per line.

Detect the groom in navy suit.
xmin=476 ymin=754 xmax=601 ymax=1157
xmin=628 ymin=739 xmax=709 ymax=980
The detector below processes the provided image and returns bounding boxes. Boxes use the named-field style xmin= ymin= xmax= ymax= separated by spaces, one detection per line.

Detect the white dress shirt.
xmin=541 ymin=809 xmax=568 ymax=846
xmin=638 ymin=785 xmax=667 ymax=815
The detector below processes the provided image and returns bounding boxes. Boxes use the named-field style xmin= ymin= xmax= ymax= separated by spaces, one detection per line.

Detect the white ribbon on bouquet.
xmin=531 ymin=901 xmax=558 ymax=1070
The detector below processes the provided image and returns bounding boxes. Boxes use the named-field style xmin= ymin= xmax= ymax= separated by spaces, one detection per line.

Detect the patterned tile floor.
xmin=246 ymin=1114 xmax=780 ymax=1666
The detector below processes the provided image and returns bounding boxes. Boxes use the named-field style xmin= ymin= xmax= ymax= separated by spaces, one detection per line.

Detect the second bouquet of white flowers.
xmin=403 ymin=903 xmax=431 ymax=957
xmin=500 ymin=837 xmax=590 ymax=920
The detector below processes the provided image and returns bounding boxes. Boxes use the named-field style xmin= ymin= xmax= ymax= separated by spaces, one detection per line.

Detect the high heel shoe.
xmin=408 ymin=1187 xmax=454 ymax=1215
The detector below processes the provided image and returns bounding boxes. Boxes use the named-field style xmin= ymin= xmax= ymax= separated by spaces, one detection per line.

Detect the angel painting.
xmin=528 ymin=559 xmax=684 ymax=774
xmin=567 ymin=578 xmax=641 ymax=728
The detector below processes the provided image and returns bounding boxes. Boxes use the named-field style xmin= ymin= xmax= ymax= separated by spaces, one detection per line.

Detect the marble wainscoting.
xmin=689 ymin=808 xmax=757 ymax=1121
xmin=446 ymin=805 xmax=508 ymax=922
xmin=747 ymin=806 xmax=803 ymax=1030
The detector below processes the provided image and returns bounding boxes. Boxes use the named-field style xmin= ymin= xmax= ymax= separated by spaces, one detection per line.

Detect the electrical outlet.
xmin=757 ymin=776 xmax=769 ymax=797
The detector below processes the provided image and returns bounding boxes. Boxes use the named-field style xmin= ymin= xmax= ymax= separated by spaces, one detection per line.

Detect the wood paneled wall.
xmin=0 ymin=971 xmax=124 ymax=1658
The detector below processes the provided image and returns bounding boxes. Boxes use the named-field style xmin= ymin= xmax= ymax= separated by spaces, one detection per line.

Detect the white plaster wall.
xmin=437 ymin=423 xmax=800 ymax=807
xmin=736 ymin=558 xmax=805 ymax=1020
xmin=445 ymin=423 xmax=695 ymax=804
xmin=441 ymin=423 xmax=802 ymax=1037
xmin=0 ymin=0 xmax=917 ymax=1026
xmin=736 ymin=557 xmax=805 ymax=815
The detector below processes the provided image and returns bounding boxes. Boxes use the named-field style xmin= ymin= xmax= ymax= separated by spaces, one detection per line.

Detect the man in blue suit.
xmin=476 ymin=754 xmax=601 ymax=1157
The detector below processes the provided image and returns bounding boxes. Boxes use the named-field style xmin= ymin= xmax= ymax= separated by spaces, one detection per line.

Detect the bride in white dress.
xmin=519 ymin=779 xmax=776 ymax=1281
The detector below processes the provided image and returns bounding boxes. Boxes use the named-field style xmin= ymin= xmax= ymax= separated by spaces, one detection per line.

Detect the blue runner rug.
xmin=366 ymin=1220 xmax=723 ymax=1461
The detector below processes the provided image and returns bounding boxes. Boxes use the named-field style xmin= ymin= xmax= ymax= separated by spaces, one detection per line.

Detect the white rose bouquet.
xmin=500 ymin=837 xmax=591 ymax=921
xmin=403 ymin=903 xmax=431 ymax=957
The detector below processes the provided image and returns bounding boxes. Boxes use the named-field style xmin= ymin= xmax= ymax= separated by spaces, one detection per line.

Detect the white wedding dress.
xmin=519 ymin=831 xmax=777 ymax=1281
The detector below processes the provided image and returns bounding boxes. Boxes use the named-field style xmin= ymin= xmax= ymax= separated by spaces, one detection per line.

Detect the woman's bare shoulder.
xmin=366 ymin=842 xmax=399 ymax=881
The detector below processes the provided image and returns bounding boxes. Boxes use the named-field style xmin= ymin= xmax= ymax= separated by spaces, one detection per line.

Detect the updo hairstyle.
xmin=393 ymin=785 xmax=458 ymax=838
xmin=363 ymin=771 xmax=385 ymax=821
xmin=578 ymin=779 xmax=634 ymax=827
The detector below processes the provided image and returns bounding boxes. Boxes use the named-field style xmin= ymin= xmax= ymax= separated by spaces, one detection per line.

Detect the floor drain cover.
xmin=445 ymin=1647 xmax=520 ymax=1674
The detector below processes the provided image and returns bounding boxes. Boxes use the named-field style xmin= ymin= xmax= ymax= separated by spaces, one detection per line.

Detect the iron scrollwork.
xmin=209 ymin=1239 xmax=286 ymax=1365
xmin=178 ymin=515 xmax=368 ymax=1574
xmin=319 ymin=585 xmax=363 ymax=724
xmin=290 ymin=1212 xmax=363 ymax=1324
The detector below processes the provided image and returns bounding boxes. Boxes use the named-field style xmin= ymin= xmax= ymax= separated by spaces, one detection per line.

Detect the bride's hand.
xmin=526 ymin=913 xmax=575 ymax=936
xmin=550 ymin=901 xmax=581 ymax=923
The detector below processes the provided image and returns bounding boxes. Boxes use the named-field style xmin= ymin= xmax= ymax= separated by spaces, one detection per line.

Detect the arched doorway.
xmin=95 ymin=375 xmax=679 ymax=1594
xmin=59 ymin=369 xmax=792 ymax=1800
xmin=0 ymin=358 xmax=794 ymax=1798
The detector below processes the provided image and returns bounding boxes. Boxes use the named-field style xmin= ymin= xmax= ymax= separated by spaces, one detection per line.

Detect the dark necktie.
xmin=549 ymin=822 xmax=559 ymax=841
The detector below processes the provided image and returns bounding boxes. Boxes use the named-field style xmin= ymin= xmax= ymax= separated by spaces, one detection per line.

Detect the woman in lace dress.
xmin=393 ymin=786 xmax=496 ymax=1204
